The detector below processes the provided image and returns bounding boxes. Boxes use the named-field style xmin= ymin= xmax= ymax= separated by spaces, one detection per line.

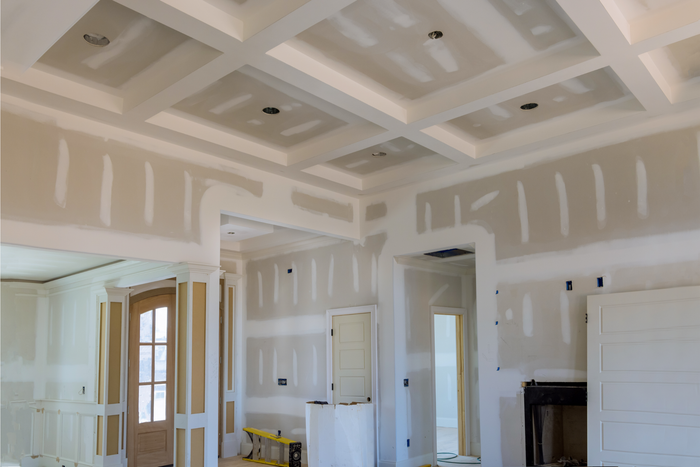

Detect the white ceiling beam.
xmin=557 ymin=0 xmax=671 ymax=113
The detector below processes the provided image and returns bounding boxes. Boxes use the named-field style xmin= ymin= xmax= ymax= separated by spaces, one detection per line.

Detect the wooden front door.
xmin=128 ymin=294 xmax=175 ymax=467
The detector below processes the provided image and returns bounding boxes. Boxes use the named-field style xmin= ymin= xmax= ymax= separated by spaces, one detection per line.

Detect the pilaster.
xmin=169 ymin=263 xmax=220 ymax=467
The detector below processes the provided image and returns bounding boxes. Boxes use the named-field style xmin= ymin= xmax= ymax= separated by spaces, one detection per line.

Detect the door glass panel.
xmin=139 ymin=346 xmax=152 ymax=383
xmin=153 ymin=384 xmax=166 ymax=422
xmin=138 ymin=385 xmax=152 ymax=423
xmin=155 ymin=307 xmax=167 ymax=343
xmin=140 ymin=310 xmax=153 ymax=343
xmin=154 ymin=345 xmax=167 ymax=382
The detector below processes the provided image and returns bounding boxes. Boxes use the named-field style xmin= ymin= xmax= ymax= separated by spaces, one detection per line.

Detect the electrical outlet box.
xmin=278 ymin=378 xmax=287 ymax=386
xmin=597 ymin=277 xmax=604 ymax=287
xmin=403 ymin=379 xmax=409 ymax=387
xmin=566 ymin=281 xmax=573 ymax=291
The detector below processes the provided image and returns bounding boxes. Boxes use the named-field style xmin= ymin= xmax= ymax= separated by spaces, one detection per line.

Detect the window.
xmin=138 ymin=307 xmax=168 ymax=423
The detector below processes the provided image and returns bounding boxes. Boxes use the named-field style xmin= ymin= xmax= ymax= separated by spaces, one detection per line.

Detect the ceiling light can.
xmin=83 ymin=33 xmax=110 ymax=47
xmin=428 ymin=31 xmax=443 ymax=40
xmin=262 ymin=107 xmax=280 ymax=115
xmin=520 ymin=103 xmax=538 ymax=110
xmin=372 ymin=152 xmax=387 ymax=157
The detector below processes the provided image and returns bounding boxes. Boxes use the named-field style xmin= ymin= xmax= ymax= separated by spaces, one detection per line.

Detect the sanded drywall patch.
xmin=191 ymin=282 xmax=206 ymax=414
xmin=108 ymin=303 xmax=122 ymax=404
xmin=291 ymin=190 xmax=353 ymax=222
xmin=365 ymin=202 xmax=388 ymax=221
xmin=177 ymin=283 xmax=187 ymax=414
xmin=416 ymin=127 xmax=700 ymax=259
xmin=0 ymin=109 xmax=262 ymax=243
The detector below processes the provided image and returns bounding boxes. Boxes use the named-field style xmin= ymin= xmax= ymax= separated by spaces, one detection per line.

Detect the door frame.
xmin=126 ymin=291 xmax=176 ymax=467
xmin=430 ymin=306 xmax=470 ymax=464
xmin=325 ymin=305 xmax=378 ymax=462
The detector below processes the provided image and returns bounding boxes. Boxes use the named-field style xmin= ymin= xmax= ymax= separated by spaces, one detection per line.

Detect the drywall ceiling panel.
xmin=325 ymin=137 xmax=452 ymax=176
xmin=448 ymin=67 xmax=631 ymax=139
xmin=173 ymin=66 xmax=362 ymax=148
xmin=291 ymin=0 xmax=583 ymax=101
xmin=0 ymin=244 xmax=118 ymax=282
xmin=36 ymin=0 xmax=215 ymax=91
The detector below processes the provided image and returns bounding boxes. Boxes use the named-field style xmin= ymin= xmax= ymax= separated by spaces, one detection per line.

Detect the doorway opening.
xmin=433 ymin=311 xmax=465 ymax=455
xmin=127 ymin=289 xmax=176 ymax=467
xmin=396 ymin=242 xmax=480 ymax=466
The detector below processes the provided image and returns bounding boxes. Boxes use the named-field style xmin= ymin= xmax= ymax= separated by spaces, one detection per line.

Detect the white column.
xmin=170 ymin=263 xmax=220 ymax=467
xmin=95 ymin=287 xmax=130 ymax=467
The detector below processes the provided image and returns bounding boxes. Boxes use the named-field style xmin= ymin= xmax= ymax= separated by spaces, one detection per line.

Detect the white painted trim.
xmin=325 ymin=304 xmax=379 ymax=466
xmin=430 ymin=306 xmax=469 ymax=466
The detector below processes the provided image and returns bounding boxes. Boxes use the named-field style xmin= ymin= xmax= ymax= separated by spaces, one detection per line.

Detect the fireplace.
xmin=523 ymin=381 xmax=587 ymax=466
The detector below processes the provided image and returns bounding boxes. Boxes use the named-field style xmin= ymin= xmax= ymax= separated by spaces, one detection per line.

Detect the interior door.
xmin=128 ymin=294 xmax=175 ymax=467
xmin=332 ymin=312 xmax=372 ymax=404
xmin=587 ymin=286 xmax=700 ymax=467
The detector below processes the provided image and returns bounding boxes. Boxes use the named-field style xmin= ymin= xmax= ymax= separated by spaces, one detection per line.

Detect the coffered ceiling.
xmin=2 ymin=0 xmax=700 ymax=196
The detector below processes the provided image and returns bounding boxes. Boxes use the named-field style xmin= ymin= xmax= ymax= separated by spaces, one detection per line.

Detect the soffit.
xmin=2 ymin=0 xmax=700 ymax=197
xmin=0 ymin=244 xmax=120 ymax=282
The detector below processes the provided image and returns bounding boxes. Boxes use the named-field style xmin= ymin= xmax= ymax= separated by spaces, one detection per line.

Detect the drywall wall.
xmin=0 ymin=101 xmax=360 ymax=265
xmin=363 ymin=123 xmax=700 ymax=466
xmin=416 ymin=126 xmax=700 ymax=259
xmin=242 ymin=234 xmax=386 ymax=450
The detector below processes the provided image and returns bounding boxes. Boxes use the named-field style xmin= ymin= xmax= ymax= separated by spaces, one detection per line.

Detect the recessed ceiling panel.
xmin=292 ymin=0 xmax=582 ymax=100
xmin=611 ymin=0 xmax=686 ymax=20
xmin=37 ymin=0 xmax=203 ymax=90
xmin=325 ymin=137 xmax=451 ymax=176
xmin=448 ymin=68 xmax=631 ymax=139
xmin=1 ymin=244 xmax=119 ymax=282
xmin=173 ymin=66 xmax=359 ymax=148
xmin=662 ymin=34 xmax=700 ymax=83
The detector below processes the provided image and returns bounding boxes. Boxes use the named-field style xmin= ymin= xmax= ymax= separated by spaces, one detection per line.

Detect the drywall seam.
xmin=636 ymin=156 xmax=648 ymax=219
xmin=55 ymin=138 xmax=69 ymax=209
xmin=100 ymin=155 xmax=113 ymax=227
xmin=144 ymin=162 xmax=154 ymax=227
xmin=555 ymin=172 xmax=569 ymax=237
xmin=592 ymin=163 xmax=606 ymax=229
xmin=470 ymin=191 xmax=499 ymax=211
xmin=184 ymin=171 xmax=192 ymax=233
xmin=516 ymin=181 xmax=529 ymax=244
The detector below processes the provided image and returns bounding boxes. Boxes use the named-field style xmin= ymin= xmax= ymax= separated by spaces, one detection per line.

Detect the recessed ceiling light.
xmin=227 ymin=231 xmax=235 ymax=235
xmin=428 ymin=31 xmax=443 ymax=40
xmin=520 ymin=103 xmax=538 ymax=110
xmin=372 ymin=152 xmax=387 ymax=157
xmin=262 ymin=107 xmax=280 ymax=115
xmin=83 ymin=33 xmax=110 ymax=47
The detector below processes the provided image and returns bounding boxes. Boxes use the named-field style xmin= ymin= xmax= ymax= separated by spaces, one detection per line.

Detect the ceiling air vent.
xmin=424 ymin=248 xmax=473 ymax=259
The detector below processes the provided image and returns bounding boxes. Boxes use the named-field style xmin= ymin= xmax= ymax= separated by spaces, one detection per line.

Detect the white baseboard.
xmin=377 ymin=460 xmax=397 ymax=467
xmin=436 ymin=417 xmax=458 ymax=428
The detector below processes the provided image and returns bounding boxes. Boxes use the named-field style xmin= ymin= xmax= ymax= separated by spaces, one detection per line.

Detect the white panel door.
xmin=332 ymin=312 xmax=372 ymax=404
xmin=588 ymin=286 xmax=700 ymax=467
